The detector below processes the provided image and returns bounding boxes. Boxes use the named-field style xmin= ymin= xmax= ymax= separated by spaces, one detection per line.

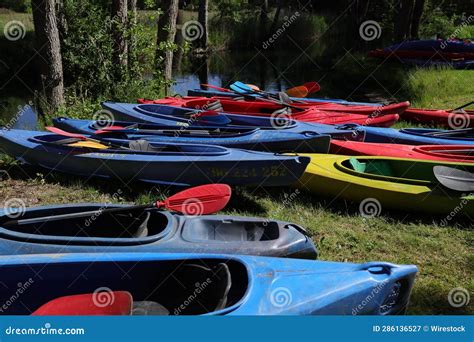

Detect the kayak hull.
xmin=0 ymin=129 xmax=310 ymax=187
xmin=53 ymin=117 xmax=331 ymax=153
xmin=138 ymin=98 xmax=399 ymax=127
xmin=401 ymin=108 xmax=474 ymax=128
xmin=0 ymin=252 xmax=418 ymax=315
xmin=330 ymin=140 xmax=474 ymax=163
xmin=0 ymin=204 xmax=317 ymax=259
xmin=101 ymin=102 xmax=366 ymax=141
xmin=297 ymin=154 xmax=474 ymax=216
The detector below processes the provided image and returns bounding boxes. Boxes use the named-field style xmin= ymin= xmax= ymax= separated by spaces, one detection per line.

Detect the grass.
xmin=0 ymin=11 xmax=34 ymax=33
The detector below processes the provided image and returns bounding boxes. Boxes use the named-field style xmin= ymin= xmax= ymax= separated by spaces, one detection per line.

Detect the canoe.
xmin=330 ymin=140 xmax=474 ymax=163
xmin=0 ymin=203 xmax=317 ymax=258
xmin=101 ymin=102 xmax=367 ymax=141
xmin=0 ymin=252 xmax=418 ymax=315
xmin=0 ymin=129 xmax=310 ymax=187
xmin=139 ymin=97 xmax=410 ymax=116
xmin=401 ymin=108 xmax=474 ymax=128
xmin=352 ymin=124 xmax=474 ymax=145
xmin=187 ymin=88 xmax=383 ymax=106
xmin=136 ymin=98 xmax=399 ymax=127
xmin=297 ymin=154 xmax=474 ymax=216
xmin=52 ymin=117 xmax=331 ymax=153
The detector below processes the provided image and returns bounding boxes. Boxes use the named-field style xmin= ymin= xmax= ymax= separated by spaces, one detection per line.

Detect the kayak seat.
xmin=205 ymin=100 xmax=224 ymax=112
xmin=129 ymin=140 xmax=182 ymax=153
xmin=348 ymin=158 xmax=395 ymax=177
xmin=132 ymin=301 xmax=169 ymax=316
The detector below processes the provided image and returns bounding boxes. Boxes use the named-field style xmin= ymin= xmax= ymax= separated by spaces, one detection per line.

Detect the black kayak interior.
xmin=0 ymin=206 xmax=168 ymax=239
xmin=0 ymin=259 xmax=248 ymax=315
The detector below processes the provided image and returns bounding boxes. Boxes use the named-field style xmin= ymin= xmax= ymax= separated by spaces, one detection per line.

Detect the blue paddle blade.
xmin=12 ymin=105 xmax=38 ymax=130
xmin=229 ymin=82 xmax=257 ymax=97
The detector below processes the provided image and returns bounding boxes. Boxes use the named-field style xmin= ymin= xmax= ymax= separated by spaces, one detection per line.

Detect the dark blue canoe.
xmin=340 ymin=124 xmax=474 ymax=145
xmin=53 ymin=117 xmax=331 ymax=153
xmin=101 ymin=102 xmax=365 ymax=141
xmin=0 ymin=203 xmax=317 ymax=258
xmin=0 ymin=252 xmax=417 ymax=315
xmin=0 ymin=129 xmax=310 ymax=186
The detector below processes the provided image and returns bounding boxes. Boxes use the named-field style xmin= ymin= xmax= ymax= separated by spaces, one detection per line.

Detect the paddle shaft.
xmin=452 ymin=101 xmax=474 ymax=111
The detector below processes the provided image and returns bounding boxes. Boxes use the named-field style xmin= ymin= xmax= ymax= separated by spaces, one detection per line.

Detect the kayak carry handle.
xmin=358 ymin=262 xmax=398 ymax=275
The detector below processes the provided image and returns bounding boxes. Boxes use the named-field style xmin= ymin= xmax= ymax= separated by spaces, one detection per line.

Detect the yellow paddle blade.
xmin=286 ymin=86 xmax=309 ymax=98
xmin=246 ymin=84 xmax=260 ymax=91
xmin=68 ymin=141 xmax=109 ymax=149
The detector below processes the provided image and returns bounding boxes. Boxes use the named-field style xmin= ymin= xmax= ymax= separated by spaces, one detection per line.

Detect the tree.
xmin=197 ymin=0 xmax=209 ymax=49
xmin=410 ymin=0 xmax=425 ymax=39
xmin=155 ymin=0 xmax=179 ymax=85
xmin=394 ymin=0 xmax=414 ymax=41
xmin=31 ymin=0 xmax=65 ymax=111
xmin=112 ymin=0 xmax=128 ymax=75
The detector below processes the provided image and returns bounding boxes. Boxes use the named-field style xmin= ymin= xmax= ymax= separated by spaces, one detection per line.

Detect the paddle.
xmin=303 ymin=82 xmax=321 ymax=94
xmin=285 ymin=86 xmax=308 ymax=98
xmin=46 ymin=126 xmax=128 ymax=150
xmin=427 ymin=127 xmax=474 ymax=137
xmin=32 ymin=292 xmax=133 ymax=316
xmin=450 ymin=101 xmax=474 ymax=112
xmin=2 ymin=184 xmax=232 ymax=228
xmin=433 ymin=166 xmax=474 ymax=191
xmin=201 ymin=84 xmax=231 ymax=92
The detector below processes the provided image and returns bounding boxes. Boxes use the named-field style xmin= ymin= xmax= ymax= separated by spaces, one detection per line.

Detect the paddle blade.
xmin=286 ymin=86 xmax=309 ymax=98
xmin=433 ymin=166 xmax=474 ymax=192
xmin=95 ymin=125 xmax=130 ymax=134
xmin=303 ymin=82 xmax=321 ymax=94
xmin=246 ymin=84 xmax=260 ymax=91
xmin=46 ymin=126 xmax=87 ymax=140
xmin=157 ymin=184 xmax=231 ymax=215
xmin=32 ymin=291 xmax=133 ymax=316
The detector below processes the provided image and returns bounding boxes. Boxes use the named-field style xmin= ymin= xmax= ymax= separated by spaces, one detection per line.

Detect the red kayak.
xmin=330 ymin=140 xmax=474 ymax=163
xmin=402 ymin=108 xmax=474 ymax=128
xmin=139 ymin=97 xmax=400 ymax=127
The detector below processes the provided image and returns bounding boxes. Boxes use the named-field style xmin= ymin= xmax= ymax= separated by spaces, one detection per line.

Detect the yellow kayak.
xmin=297 ymin=154 xmax=474 ymax=216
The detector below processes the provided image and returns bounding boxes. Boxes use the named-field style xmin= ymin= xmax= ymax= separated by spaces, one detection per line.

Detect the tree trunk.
xmin=112 ymin=0 xmax=128 ymax=76
xmin=258 ymin=0 xmax=269 ymax=43
xmin=197 ymin=0 xmax=209 ymax=49
xmin=128 ymin=0 xmax=138 ymax=70
xmin=410 ymin=0 xmax=425 ymax=39
xmin=394 ymin=0 xmax=415 ymax=41
xmin=31 ymin=0 xmax=65 ymax=112
xmin=55 ymin=0 xmax=67 ymax=38
xmin=269 ymin=0 xmax=283 ymax=36
xmin=155 ymin=0 xmax=179 ymax=87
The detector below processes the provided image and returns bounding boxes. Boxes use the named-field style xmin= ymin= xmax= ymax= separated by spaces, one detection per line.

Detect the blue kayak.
xmin=187 ymin=88 xmax=381 ymax=106
xmin=387 ymin=39 xmax=474 ymax=53
xmin=341 ymin=124 xmax=474 ymax=145
xmin=0 ymin=203 xmax=316 ymax=259
xmin=0 ymin=252 xmax=417 ymax=315
xmin=53 ymin=117 xmax=331 ymax=153
xmin=101 ymin=102 xmax=365 ymax=141
xmin=0 ymin=129 xmax=310 ymax=187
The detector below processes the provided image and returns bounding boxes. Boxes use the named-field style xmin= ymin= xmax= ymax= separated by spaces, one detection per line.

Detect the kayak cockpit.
xmin=401 ymin=128 xmax=474 ymax=140
xmin=336 ymin=157 xmax=435 ymax=184
xmin=415 ymin=145 xmax=474 ymax=160
xmin=0 ymin=258 xmax=248 ymax=315
xmin=0 ymin=206 xmax=174 ymax=245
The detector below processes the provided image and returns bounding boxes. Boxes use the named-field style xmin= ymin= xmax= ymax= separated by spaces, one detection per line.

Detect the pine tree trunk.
xmin=197 ymin=0 xmax=209 ymax=49
xmin=128 ymin=0 xmax=137 ymax=70
xmin=394 ymin=0 xmax=415 ymax=41
xmin=410 ymin=0 xmax=425 ymax=39
xmin=155 ymin=0 xmax=179 ymax=86
xmin=31 ymin=0 xmax=65 ymax=112
xmin=112 ymin=0 xmax=128 ymax=76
